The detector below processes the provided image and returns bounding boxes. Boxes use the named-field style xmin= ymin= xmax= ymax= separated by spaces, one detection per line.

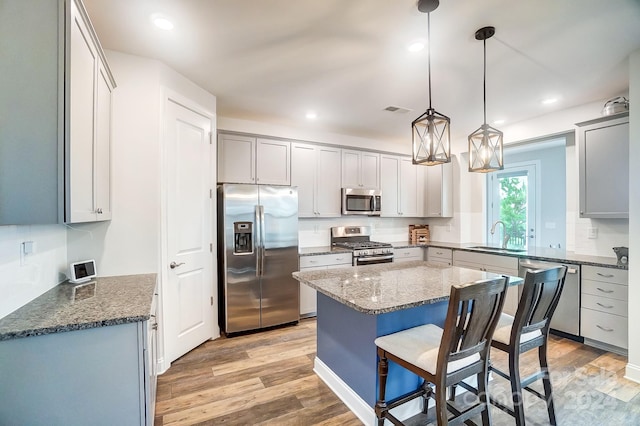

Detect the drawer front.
xmin=395 ymin=247 xmax=424 ymax=260
xmin=428 ymin=259 xmax=452 ymax=266
xmin=582 ymin=279 xmax=628 ymax=301
xmin=582 ymin=265 xmax=628 ymax=285
xmin=581 ymin=308 xmax=628 ymax=349
xmin=581 ymin=293 xmax=628 ymax=317
xmin=427 ymin=247 xmax=452 ymax=261
xmin=453 ymin=250 xmax=518 ymax=271
xmin=299 ymin=253 xmax=352 ymax=268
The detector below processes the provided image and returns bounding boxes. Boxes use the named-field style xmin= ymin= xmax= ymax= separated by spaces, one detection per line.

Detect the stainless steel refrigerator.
xmin=217 ymin=184 xmax=300 ymax=334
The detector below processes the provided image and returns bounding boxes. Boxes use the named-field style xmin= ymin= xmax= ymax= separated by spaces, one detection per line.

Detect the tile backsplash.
xmin=0 ymin=225 xmax=67 ymax=319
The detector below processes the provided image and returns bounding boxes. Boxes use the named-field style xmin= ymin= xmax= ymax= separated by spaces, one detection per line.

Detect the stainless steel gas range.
xmin=330 ymin=226 xmax=394 ymax=266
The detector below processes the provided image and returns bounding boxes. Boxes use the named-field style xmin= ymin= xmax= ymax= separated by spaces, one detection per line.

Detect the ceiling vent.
xmin=384 ymin=105 xmax=412 ymax=114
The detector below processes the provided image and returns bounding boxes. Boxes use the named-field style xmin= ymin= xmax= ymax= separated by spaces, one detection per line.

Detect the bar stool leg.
xmin=539 ymin=344 xmax=557 ymax=425
xmin=375 ymin=354 xmax=389 ymax=426
xmin=478 ymin=369 xmax=491 ymax=426
xmin=509 ymin=351 xmax=526 ymax=426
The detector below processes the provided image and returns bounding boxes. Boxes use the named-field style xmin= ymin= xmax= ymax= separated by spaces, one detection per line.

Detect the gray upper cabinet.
xmin=424 ymin=161 xmax=453 ymax=218
xmin=341 ymin=149 xmax=380 ymax=189
xmin=291 ymin=142 xmax=341 ymax=218
xmin=0 ymin=0 xmax=116 ymax=225
xmin=577 ymin=113 xmax=629 ymax=218
xmin=217 ymin=133 xmax=291 ymax=186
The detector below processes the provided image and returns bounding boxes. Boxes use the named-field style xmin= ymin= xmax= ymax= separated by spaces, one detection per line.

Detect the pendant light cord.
xmin=427 ymin=13 xmax=432 ymax=110
xmin=483 ymin=38 xmax=487 ymax=125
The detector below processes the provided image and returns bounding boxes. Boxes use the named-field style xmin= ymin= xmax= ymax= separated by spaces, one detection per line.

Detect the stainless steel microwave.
xmin=341 ymin=188 xmax=381 ymax=216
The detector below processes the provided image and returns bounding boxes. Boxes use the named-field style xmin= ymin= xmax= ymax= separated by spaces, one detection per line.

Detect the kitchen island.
xmin=292 ymin=260 xmax=521 ymax=425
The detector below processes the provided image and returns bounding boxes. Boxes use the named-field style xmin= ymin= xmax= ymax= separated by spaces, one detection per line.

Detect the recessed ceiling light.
xmin=542 ymin=98 xmax=558 ymax=105
xmin=305 ymin=111 xmax=317 ymax=120
xmin=151 ymin=14 xmax=174 ymax=30
xmin=407 ymin=39 xmax=426 ymax=52
xmin=493 ymin=119 xmax=505 ymax=125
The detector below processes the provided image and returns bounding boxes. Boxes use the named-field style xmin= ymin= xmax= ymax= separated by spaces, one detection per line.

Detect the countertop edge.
xmin=0 ymin=274 xmax=157 ymax=341
xmin=299 ymin=242 xmax=626 ymax=269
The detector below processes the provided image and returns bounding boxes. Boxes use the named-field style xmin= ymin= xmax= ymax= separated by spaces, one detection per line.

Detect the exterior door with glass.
xmin=487 ymin=162 xmax=538 ymax=249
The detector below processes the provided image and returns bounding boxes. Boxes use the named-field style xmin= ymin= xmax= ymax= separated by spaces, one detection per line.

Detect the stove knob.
xmin=362 ymin=250 xmax=369 ymax=256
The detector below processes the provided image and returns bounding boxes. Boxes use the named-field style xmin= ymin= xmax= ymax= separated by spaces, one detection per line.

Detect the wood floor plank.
xmin=246 ymin=334 xmax=316 ymax=359
xmin=162 ymin=375 xmax=320 ymax=426
xmin=199 ymin=395 xmax=304 ymax=425
xmin=155 ymin=377 xmax=265 ymax=416
xmin=211 ymin=342 xmax=316 ymax=376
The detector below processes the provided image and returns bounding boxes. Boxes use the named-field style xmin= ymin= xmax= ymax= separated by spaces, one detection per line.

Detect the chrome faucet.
xmin=490 ymin=220 xmax=510 ymax=249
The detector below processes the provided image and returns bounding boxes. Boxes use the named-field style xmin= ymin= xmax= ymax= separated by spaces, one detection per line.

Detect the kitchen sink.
xmin=469 ymin=246 xmax=527 ymax=254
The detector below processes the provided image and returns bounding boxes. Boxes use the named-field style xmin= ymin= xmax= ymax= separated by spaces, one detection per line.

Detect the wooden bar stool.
xmin=374 ymin=276 xmax=508 ymax=426
xmin=489 ymin=266 xmax=568 ymax=426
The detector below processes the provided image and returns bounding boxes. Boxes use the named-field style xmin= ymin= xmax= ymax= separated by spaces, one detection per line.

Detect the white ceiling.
xmin=83 ymin=0 xmax=640 ymax=145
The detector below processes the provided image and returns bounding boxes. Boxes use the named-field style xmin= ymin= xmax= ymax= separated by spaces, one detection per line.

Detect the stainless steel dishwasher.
xmin=518 ymin=259 xmax=581 ymax=337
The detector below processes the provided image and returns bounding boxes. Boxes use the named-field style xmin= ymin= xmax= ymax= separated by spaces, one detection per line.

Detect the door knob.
xmin=170 ymin=261 xmax=185 ymax=269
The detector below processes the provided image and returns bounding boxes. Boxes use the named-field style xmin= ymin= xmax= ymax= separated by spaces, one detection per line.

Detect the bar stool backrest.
xmin=438 ymin=277 xmax=508 ymax=384
xmin=513 ymin=266 xmax=568 ymax=341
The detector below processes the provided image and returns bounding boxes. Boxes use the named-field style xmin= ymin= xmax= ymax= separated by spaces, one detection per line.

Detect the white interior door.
xmin=164 ymin=98 xmax=215 ymax=363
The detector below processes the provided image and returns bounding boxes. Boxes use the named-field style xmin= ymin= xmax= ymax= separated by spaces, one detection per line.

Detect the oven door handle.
xmin=356 ymin=254 xmax=394 ymax=263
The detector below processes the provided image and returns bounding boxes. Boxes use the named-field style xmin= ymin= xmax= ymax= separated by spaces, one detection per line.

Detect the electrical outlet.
xmin=587 ymin=227 xmax=598 ymax=239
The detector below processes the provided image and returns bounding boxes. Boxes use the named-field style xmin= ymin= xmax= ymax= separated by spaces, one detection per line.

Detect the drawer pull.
xmin=335 ymin=257 xmax=345 ymax=261
xmin=596 ymin=302 xmax=614 ymax=309
xmin=596 ymin=287 xmax=614 ymax=294
xmin=436 ymin=251 xmax=443 ymax=255
xmin=309 ymin=260 xmax=317 ymax=263
xmin=596 ymin=325 xmax=614 ymax=332
xmin=597 ymin=272 xmax=615 ymax=278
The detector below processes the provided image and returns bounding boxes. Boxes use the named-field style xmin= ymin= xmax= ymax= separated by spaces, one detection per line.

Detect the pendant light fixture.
xmin=468 ymin=26 xmax=503 ymax=173
xmin=411 ymin=0 xmax=451 ymax=166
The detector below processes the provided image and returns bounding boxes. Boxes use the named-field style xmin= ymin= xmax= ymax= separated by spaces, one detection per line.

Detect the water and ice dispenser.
xmin=233 ymin=222 xmax=253 ymax=254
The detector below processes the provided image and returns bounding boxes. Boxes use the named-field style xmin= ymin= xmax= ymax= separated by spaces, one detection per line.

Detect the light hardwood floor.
xmin=155 ymin=318 xmax=640 ymax=425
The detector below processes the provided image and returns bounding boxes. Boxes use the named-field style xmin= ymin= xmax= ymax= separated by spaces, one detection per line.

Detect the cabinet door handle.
xmin=596 ymin=302 xmax=614 ymax=309
xmin=596 ymin=272 xmax=615 ymax=278
xmin=596 ymin=287 xmax=614 ymax=294
xmin=596 ymin=325 xmax=614 ymax=332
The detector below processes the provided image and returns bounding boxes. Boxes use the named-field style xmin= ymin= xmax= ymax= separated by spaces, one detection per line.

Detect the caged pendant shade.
xmin=412 ymin=0 xmax=451 ymax=166
xmin=468 ymin=26 xmax=503 ymax=173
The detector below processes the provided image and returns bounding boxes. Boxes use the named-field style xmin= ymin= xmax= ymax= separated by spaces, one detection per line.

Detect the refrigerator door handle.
xmin=255 ymin=205 xmax=261 ymax=277
xmin=259 ymin=204 xmax=266 ymax=276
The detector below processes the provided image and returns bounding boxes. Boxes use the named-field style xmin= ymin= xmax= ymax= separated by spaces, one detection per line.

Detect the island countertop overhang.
xmin=292 ymin=260 xmax=522 ymax=315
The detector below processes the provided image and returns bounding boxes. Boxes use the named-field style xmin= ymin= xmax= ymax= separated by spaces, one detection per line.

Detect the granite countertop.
xmin=0 ymin=274 xmax=157 ymax=341
xmin=292 ymin=260 xmax=522 ymax=315
xmin=298 ymin=246 xmax=350 ymax=256
xmin=299 ymin=241 xmax=626 ymax=270
xmin=423 ymin=242 xmax=626 ymax=269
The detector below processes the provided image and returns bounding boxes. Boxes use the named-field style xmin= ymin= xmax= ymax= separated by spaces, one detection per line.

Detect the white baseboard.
xmin=157 ymin=357 xmax=169 ymax=375
xmin=313 ymin=357 xmax=422 ymax=426
xmin=583 ymin=338 xmax=627 ymax=356
xmin=625 ymin=363 xmax=640 ymax=384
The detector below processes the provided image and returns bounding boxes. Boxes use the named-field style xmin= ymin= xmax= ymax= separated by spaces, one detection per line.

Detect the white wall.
xmin=626 ymin=49 xmax=639 ymax=382
xmin=0 ymin=225 xmax=67 ymax=319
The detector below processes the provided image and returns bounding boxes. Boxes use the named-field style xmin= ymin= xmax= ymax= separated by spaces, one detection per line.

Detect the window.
xmin=487 ymin=162 xmax=538 ymax=250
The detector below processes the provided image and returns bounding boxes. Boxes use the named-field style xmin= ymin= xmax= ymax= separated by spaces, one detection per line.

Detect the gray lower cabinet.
xmin=452 ymin=250 xmax=519 ymax=315
xmin=0 ymin=319 xmax=157 ymax=425
xmin=394 ymin=247 xmax=425 ymax=262
xmin=577 ymin=112 xmax=629 ymax=218
xmin=299 ymin=254 xmax=352 ymax=317
xmin=580 ymin=265 xmax=628 ymax=352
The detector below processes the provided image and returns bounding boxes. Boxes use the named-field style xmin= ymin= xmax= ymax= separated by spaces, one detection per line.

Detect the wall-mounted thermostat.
xmin=69 ymin=259 xmax=97 ymax=284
